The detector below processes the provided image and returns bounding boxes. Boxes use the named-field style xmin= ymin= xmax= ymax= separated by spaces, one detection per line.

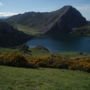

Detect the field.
xmin=0 ymin=47 xmax=90 ymax=90
xmin=0 ymin=66 xmax=90 ymax=90
xmin=0 ymin=47 xmax=90 ymax=58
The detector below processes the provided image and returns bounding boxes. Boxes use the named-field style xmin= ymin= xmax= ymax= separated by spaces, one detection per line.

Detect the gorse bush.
xmin=68 ymin=58 xmax=90 ymax=72
xmin=0 ymin=53 xmax=90 ymax=72
xmin=0 ymin=53 xmax=37 ymax=68
xmin=0 ymin=53 xmax=27 ymax=67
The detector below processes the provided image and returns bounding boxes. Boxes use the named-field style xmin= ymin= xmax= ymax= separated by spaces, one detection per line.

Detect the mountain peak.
xmin=63 ymin=5 xmax=73 ymax=8
xmin=55 ymin=5 xmax=78 ymax=16
xmin=46 ymin=6 xmax=87 ymax=34
xmin=60 ymin=5 xmax=78 ymax=12
xmin=7 ymin=6 xmax=87 ymax=35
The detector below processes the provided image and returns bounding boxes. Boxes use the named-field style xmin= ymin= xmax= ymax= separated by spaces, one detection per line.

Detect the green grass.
xmin=0 ymin=66 xmax=90 ymax=90
xmin=0 ymin=47 xmax=90 ymax=90
xmin=54 ymin=52 xmax=90 ymax=58
xmin=29 ymin=47 xmax=90 ymax=58
xmin=73 ymin=24 xmax=90 ymax=36
xmin=15 ymin=24 xmax=42 ymax=35
xmin=0 ymin=47 xmax=19 ymax=53
xmin=0 ymin=47 xmax=90 ymax=58
xmin=29 ymin=47 xmax=51 ymax=57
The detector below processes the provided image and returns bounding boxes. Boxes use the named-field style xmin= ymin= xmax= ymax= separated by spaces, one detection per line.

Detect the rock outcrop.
xmin=46 ymin=6 xmax=87 ymax=34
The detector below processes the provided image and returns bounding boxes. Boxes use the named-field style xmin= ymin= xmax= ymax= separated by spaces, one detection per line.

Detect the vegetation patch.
xmin=72 ymin=24 xmax=90 ymax=36
xmin=0 ymin=66 xmax=90 ymax=90
xmin=0 ymin=53 xmax=90 ymax=72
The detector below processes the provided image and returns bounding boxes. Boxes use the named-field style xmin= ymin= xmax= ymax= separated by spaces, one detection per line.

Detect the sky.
xmin=0 ymin=0 xmax=90 ymax=20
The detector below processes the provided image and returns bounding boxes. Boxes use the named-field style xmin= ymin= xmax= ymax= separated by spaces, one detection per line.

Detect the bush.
xmin=0 ymin=53 xmax=36 ymax=68
xmin=0 ymin=53 xmax=90 ymax=72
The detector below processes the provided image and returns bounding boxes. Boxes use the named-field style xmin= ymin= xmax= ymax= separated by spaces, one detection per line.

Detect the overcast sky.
xmin=0 ymin=0 xmax=90 ymax=20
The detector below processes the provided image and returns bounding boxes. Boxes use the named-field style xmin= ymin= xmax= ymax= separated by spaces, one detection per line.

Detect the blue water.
xmin=26 ymin=35 xmax=90 ymax=52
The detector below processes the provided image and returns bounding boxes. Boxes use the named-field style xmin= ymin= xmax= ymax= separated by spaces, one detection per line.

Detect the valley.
xmin=0 ymin=3 xmax=90 ymax=90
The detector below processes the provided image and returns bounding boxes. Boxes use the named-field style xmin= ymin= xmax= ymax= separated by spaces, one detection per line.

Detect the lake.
xmin=26 ymin=35 xmax=90 ymax=52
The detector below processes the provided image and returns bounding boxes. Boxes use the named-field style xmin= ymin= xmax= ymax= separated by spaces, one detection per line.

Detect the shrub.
xmin=0 ymin=53 xmax=90 ymax=72
xmin=0 ymin=53 xmax=37 ymax=68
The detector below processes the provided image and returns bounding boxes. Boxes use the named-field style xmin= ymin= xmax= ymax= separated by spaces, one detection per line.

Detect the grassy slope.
xmin=29 ymin=47 xmax=90 ymax=58
xmin=0 ymin=48 xmax=90 ymax=90
xmin=73 ymin=24 xmax=90 ymax=36
xmin=15 ymin=24 xmax=42 ymax=35
xmin=54 ymin=52 xmax=90 ymax=58
xmin=0 ymin=47 xmax=90 ymax=58
xmin=0 ymin=66 xmax=90 ymax=90
xmin=29 ymin=47 xmax=51 ymax=57
xmin=16 ymin=23 xmax=90 ymax=36
xmin=0 ymin=47 xmax=19 ymax=53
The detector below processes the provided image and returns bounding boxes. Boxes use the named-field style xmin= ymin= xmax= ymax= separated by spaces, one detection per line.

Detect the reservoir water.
xmin=26 ymin=35 xmax=90 ymax=52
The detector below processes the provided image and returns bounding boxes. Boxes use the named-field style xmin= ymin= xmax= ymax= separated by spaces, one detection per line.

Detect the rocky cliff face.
xmin=0 ymin=21 xmax=32 ymax=47
xmin=46 ymin=6 xmax=87 ymax=34
xmin=7 ymin=5 xmax=87 ymax=34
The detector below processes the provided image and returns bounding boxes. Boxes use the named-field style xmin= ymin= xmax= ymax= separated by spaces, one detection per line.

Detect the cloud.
xmin=0 ymin=12 xmax=18 ymax=16
xmin=0 ymin=2 xmax=3 ymax=6
xmin=76 ymin=4 xmax=90 ymax=11
xmin=75 ymin=4 xmax=90 ymax=20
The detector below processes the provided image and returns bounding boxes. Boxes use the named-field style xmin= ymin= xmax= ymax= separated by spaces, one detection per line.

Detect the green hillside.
xmin=0 ymin=66 xmax=90 ymax=90
xmin=0 ymin=46 xmax=90 ymax=90
xmin=72 ymin=24 xmax=90 ymax=36
xmin=0 ymin=46 xmax=90 ymax=57
xmin=15 ymin=24 xmax=42 ymax=35
xmin=7 ymin=6 xmax=87 ymax=35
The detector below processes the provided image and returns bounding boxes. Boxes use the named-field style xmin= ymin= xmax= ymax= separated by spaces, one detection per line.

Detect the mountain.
xmin=7 ymin=5 xmax=87 ymax=35
xmin=72 ymin=23 xmax=90 ymax=36
xmin=46 ymin=6 xmax=87 ymax=34
xmin=0 ymin=21 xmax=32 ymax=47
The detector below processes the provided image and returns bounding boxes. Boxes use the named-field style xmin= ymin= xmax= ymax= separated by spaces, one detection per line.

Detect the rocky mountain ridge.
xmin=7 ymin=5 xmax=87 ymax=35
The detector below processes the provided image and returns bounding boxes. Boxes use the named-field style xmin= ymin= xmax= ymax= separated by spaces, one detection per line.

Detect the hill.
xmin=0 ymin=66 xmax=90 ymax=90
xmin=0 ymin=21 xmax=32 ymax=47
xmin=72 ymin=23 xmax=90 ymax=36
xmin=7 ymin=5 xmax=87 ymax=35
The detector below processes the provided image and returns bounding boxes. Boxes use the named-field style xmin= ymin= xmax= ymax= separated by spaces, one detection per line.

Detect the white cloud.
xmin=0 ymin=2 xmax=3 ymax=6
xmin=0 ymin=12 xmax=18 ymax=16
xmin=74 ymin=4 xmax=90 ymax=20
xmin=75 ymin=5 xmax=90 ymax=11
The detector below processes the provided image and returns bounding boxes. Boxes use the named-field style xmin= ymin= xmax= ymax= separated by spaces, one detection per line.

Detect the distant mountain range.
xmin=7 ymin=5 xmax=87 ymax=35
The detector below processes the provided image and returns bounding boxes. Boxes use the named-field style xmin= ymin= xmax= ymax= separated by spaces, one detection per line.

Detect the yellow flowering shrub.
xmin=0 ymin=53 xmax=90 ymax=72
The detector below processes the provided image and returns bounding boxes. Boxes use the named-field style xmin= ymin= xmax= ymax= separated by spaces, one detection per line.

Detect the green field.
xmin=0 ymin=66 xmax=90 ymax=90
xmin=0 ymin=47 xmax=90 ymax=58
xmin=15 ymin=24 xmax=42 ymax=35
xmin=0 ymin=47 xmax=90 ymax=90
